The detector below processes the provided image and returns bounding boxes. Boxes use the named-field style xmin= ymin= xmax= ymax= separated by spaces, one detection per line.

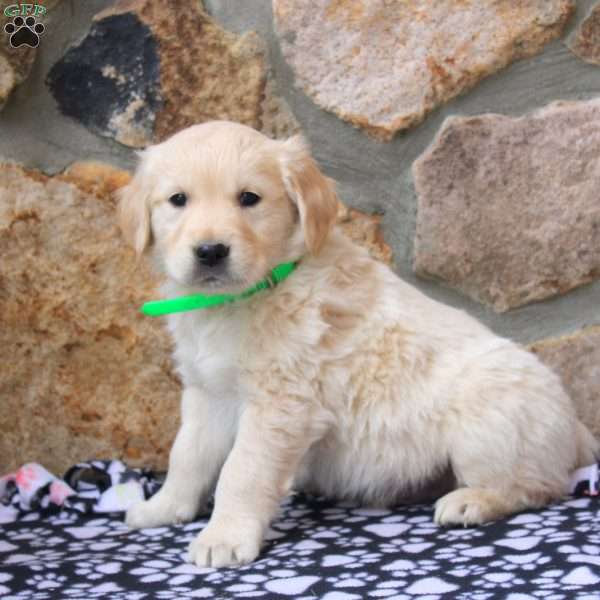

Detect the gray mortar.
xmin=1 ymin=0 xmax=599 ymax=344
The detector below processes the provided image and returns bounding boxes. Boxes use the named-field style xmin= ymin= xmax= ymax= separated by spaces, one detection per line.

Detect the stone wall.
xmin=1 ymin=0 xmax=599 ymax=474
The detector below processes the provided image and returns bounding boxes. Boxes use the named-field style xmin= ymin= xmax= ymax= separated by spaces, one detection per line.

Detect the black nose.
xmin=194 ymin=243 xmax=230 ymax=267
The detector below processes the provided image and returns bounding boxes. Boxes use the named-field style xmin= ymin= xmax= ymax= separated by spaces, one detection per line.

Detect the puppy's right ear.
xmin=117 ymin=169 xmax=152 ymax=255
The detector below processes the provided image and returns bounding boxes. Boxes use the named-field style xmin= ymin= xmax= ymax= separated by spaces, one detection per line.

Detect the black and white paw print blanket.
xmin=1 ymin=460 xmax=599 ymax=599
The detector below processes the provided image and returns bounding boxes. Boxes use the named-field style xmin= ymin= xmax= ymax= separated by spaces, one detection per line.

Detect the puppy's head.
xmin=118 ymin=121 xmax=339 ymax=292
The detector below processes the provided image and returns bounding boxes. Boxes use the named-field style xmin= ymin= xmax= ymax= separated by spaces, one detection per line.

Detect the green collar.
xmin=140 ymin=261 xmax=298 ymax=317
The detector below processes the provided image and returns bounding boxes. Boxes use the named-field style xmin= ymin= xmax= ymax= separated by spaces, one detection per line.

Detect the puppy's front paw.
xmin=125 ymin=491 xmax=197 ymax=529
xmin=187 ymin=517 xmax=262 ymax=568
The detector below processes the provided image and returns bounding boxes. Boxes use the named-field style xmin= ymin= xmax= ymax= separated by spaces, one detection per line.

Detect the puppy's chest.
xmin=169 ymin=310 xmax=245 ymax=398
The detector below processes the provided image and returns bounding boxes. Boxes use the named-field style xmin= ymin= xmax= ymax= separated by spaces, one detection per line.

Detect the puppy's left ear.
xmin=279 ymin=135 xmax=339 ymax=254
xmin=117 ymin=166 xmax=152 ymax=256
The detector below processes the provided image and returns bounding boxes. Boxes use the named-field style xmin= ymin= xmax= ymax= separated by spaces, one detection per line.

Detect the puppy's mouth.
xmin=193 ymin=274 xmax=228 ymax=288
xmin=188 ymin=272 xmax=248 ymax=293
xmin=199 ymin=275 xmax=221 ymax=285
xmin=197 ymin=277 xmax=239 ymax=292
xmin=173 ymin=254 xmax=264 ymax=294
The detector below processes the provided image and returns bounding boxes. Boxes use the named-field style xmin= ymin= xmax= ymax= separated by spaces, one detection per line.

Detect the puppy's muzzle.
xmin=194 ymin=243 xmax=230 ymax=268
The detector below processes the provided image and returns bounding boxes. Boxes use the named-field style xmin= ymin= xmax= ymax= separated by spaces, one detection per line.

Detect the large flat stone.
xmin=413 ymin=98 xmax=600 ymax=312
xmin=566 ymin=2 xmax=600 ymax=65
xmin=530 ymin=326 xmax=600 ymax=441
xmin=273 ymin=0 xmax=574 ymax=141
xmin=0 ymin=158 xmax=390 ymax=474
xmin=46 ymin=0 xmax=297 ymax=147
xmin=0 ymin=162 xmax=180 ymax=474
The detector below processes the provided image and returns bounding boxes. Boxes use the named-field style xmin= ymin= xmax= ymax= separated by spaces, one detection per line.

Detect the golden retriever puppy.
xmin=119 ymin=120 xmax=598 ymax=568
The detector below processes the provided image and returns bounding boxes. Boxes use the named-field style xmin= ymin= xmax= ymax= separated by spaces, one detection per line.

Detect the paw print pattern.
xmin=4 ymin=16 xmax=45 ymax=48
xmin=1 ymin=460 xmax=600 ymax=598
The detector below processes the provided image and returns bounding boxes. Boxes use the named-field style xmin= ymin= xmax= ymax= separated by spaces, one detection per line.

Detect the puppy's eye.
xmin=239 ymin=191 xmax=261 ymax=207
xmin=169 ymin=193 xmax=187 ymax=208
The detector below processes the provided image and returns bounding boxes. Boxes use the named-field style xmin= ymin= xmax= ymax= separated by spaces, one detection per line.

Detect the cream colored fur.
xmin=119 ymin=121 xmax=598 ymax=568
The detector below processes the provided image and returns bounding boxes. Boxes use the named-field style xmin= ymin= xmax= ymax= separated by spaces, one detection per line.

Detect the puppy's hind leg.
xmin=435 ymin=359 xmax=578 ymax=527
xmin=435 ymin=487 xmax=526 ymax=527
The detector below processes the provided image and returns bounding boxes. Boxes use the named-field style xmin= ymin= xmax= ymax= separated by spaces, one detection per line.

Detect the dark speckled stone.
xmin=46 ymin=13 xmax=161 ymax=147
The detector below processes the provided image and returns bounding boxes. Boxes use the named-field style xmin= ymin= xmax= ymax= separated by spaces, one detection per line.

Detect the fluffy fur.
xmin=119 ymin=121 xmax=598 ymax=568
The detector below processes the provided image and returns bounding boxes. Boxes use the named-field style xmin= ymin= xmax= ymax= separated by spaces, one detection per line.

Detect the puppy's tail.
xmin=575 ymin=421 xmax=599 ymax=468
